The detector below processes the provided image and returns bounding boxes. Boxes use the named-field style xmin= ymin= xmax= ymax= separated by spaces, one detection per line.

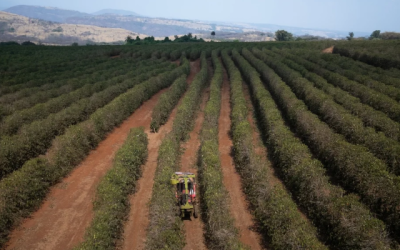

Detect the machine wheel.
xmin=193 ymin=205 xmax=199 ymax=218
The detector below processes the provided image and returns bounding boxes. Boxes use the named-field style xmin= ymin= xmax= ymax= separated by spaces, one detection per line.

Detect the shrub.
xmin=223 ymin=49 xmax=328 ymax=249
xmin=146 ymin=52 xmax=209 ymax=249
xmin=151 ymin=70 xmax=188 ymax=132
xmin=0 ymin=60 xmax=190 ymax=248
xmin=76 ymin=127 xmax=148 ymax=249
xmin=272 ymin=49 xmax=400 ymax=141
xmin=257 ymin=48 xmax=400 ymax=174
xmin=0 ymin=63 xmax=174 ymax=180
xmin=238 ymin=48 xmax=394 ymax=249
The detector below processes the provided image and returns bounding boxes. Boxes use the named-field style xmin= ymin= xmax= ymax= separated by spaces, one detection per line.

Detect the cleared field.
xmin=1 ymin=40 xmax=400 ymax=249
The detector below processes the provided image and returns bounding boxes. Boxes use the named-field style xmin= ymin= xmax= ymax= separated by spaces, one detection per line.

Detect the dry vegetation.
xmin=0 ymin=11 xmax=147 ymax=44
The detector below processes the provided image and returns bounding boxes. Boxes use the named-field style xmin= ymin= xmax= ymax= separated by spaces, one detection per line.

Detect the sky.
xmin=1 ymin=0 xmax=399 ymax=33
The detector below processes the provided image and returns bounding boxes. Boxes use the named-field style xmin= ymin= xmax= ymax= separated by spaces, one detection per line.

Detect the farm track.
xmin=5 ymin=88 xmax=168 ymax=250
xmin=179 ymin=59 xmax=208 ymax=250
xmin=121 ymin=59 xmax=201 ymax=250
xmin=181 ymin=88 xmax=209 ymax=250
xmin=219 ymin=67 xmax=263 ymax=250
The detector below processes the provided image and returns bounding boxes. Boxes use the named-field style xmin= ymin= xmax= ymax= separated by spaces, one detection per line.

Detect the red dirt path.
xmin=121 ymin=94 xmax=179 ymax=250
xmin=5 ymin=89 xmax=168 ymax=250
xmin=180 ymin=59 xmax=207 ymax=250
xmin=219 ymin=67 xmax=263 ymax=250
xmin=322 ymin=46 xmax=334 ymax=53
xmin=180 ymin=89 xmax=209 ymax=250
xmin=120 ymin=59 xmax=201 ymax=250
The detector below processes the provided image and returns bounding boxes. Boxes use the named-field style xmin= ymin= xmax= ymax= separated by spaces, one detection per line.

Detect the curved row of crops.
xmin=0 ymin=59 xmax=164 ymax=136
xmin=332 ymin=41 xmax=400 ymax=70
xmin=245 ymin=48 xmax=400 ymax=246
xmin=271 ymin=49 xmax=400 ymax=142
xmin=254 ymin=49 xmax=400 ymax=175
xmin=0 ymin=61 xmax=174 ymax=180
xmin=0 ymin=58 xmax=116 ymax=106
xmin=296 ymin=50 xmax=400 ymax=99
xmin=0 ymin=58 xmax=145 ymax=121
xmin=223 ymin=49 xmax=328 ymax=249
xmin=0 ymin=59 xmax=190 ymax=248
xmin=264 ymin=47 xmax=400 ymax=123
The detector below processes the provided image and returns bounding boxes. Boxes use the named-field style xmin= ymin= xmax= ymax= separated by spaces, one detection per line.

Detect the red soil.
xmin=121 ymin=95 xmax=179 ymax=250
xmin=322 ymin=46 xmax=334 ymax=53
xmin=243 ymin=83 xmax=308 ymax=222
xmin=180 ymin=59 xmax=207 ymax=250
xmin=5 ymin=89 xmax=168 ymax=250
xmin=219 ymin=68 xmax=263 ymax=250
xmin=180 ymin=89 xmax=209 ymax=250
xmin=121 ymin=59 xmax=202 ymax=250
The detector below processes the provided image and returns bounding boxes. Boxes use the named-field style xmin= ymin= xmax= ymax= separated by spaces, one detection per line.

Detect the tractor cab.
xmin=170 ymin=172 xmax=198 ymax=219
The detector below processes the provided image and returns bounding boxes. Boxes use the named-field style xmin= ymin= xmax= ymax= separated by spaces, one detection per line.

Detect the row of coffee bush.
xmin=247 ymin=48 xmax=400 ymax=246
xmin=0 ymin=59 xmax=190 ymax=249
xmin=319 ymin=51 xmax=400 ymax=82
xmin=150 ymin=56 xmax=190 ymax=132
xmin=0 ymin=62 xmax=174 ymax=180
xmin=297 ymin=50 xmax=400 ymax=101
xmin=333 ymin=41 xmax=400 ymax=70
xmin=145 ymin=53 xmax=208 ymax=249
xmin=257 ymin=49 xmax=400 ymax=175
xmin=272 ymin=49 xmax=400 ymax=142
xmin=265 ymin=47 xmax=400 ymax=123
xmin=198 ymin=50 xmax=245 ymax=249
xmin=224 ymin=49 xmax=327 ymax=249
xmin=0 ymin=59 xmax=158 ymax=135
xmin=0 ymin=58 xmax=142 ymax=121
xmin=0 ymin=58 xmax=121 ymax=106
xmin=76 ymin=127 xmax=148 ymax=249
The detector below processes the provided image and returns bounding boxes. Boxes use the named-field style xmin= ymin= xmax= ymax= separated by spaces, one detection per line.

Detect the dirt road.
xmin=218 ymin=67 xmax=263 ymax=250
xmin=120 ymin=94 xmax=180 ymax=250
xmin=180 ymin=89 xmax=209 ymax=250
xmin=5 ymin=89 xmax=168 ymax=250
xmin=322 ymin=46 xmax=334 ymax=53
xmin=121 ymin=59 xmax=201 ymax=250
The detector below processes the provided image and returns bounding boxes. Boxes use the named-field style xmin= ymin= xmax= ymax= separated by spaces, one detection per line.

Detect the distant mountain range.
xmin=2 ymin=5 xmax=370 ymax=39
xmin=0 ymin=11 xmax=144 ymax=45
xmin=92 ymin=9 xmax=141 ymax=16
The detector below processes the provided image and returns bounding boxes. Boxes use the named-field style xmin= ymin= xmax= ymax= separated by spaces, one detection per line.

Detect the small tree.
xmin=369 ymin=30 xmax=381 ymax=40
xmin=211 ymin=31 xmax=215 ymax=39
xmin=135 ymin=36 xmax=141 ymax=41
xmin=163 ymin=36 xmax=171 ymax=43
xmin=275 ymin=30 xmax=293 ymax=41
xmin=347 ymin=32 xmax=354 ymax=41
xmin=21 ymin=41 xmax=36 ymax=46
xmin=71 ymin=42 xmax=78 ymax=46
xmin=125 ymin=35 xmax=134 ymax=44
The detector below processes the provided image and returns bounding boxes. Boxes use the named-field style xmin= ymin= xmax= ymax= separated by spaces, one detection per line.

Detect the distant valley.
xmin=2 ymin=5 xmax=367 ymax=40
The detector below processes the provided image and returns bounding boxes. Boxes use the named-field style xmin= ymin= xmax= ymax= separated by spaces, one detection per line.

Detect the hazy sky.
xmin=1 ymin=0 xmax=399 ymax=32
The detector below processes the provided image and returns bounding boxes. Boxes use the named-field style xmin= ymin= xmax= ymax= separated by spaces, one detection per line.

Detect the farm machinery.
xmin=170 ymin=172 xmax=199 ymax=219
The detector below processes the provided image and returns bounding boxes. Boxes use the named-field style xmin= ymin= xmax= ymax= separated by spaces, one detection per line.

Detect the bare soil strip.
xmin=5 ymin=89 xmax=168 ymax=250
xmin=219 ymin=68 xmax=263 ymax=250
xmin=322 ymin=46 xmax=334 ymax=53
xmin=120 ymin=95 xmax=179 ymax=250
xmin=121 ymin=59 xmax=201 ymax=250
xmin=180 ymin=89 xmax=209 ymax=250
